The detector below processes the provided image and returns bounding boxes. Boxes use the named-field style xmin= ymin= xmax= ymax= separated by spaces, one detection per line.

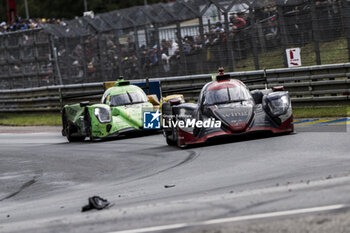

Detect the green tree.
xmin=1 ymin=0 xmax=165 ymax=22
xmin=0 ymin=1 xmax=7 ymax=22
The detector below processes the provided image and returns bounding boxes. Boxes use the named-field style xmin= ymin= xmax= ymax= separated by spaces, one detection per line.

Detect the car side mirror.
xmin=273 ymin=86 xmax=285 ymax=92
xmin=250 ymin=90 xmax=263 ymax=105
xmin=201 ymin=99 xmax=207 ymax=112
xmin=201 ymin=93 xmax=207 ymax=105
xmin=80 ymin=101 xmax=90 ymax=107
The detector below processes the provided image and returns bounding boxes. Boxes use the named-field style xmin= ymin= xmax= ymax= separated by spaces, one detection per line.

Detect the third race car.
xmin=62 ymin=79 xmax=159 ymax=142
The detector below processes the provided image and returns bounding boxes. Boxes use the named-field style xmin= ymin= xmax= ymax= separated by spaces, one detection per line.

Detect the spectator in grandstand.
xmin=0 ymin=22 xmax=7 ymax=34
xmin=161 ymin=53 xmax=170 ymax=73
xmin=204 ymin=26 xmax=225 ymax=71
xmin=169 ymin=49 xmax=181 ymax=76
xmin=212 ymin=27 xmax=225 ymax=45
xmin=239 ymin=12 xmax=250 ymax=27
xmin=160 ymin=39 xmax=169 ymax=55
xmin=167 ymin=39 xmax=178 ymax=57
xmin=215 ymin=21 xmax=223 ymax=31
xmin=230 ymin=14 xmax=246 ymax=30
xmin=183 ymin=36 xmax=193 ymax=53
xmin=127 ymin=35 xmax=136 ymax=53
xmin=149 ymin=48 xmax=158 ymax=67
xmin=0 ymin=16 xmax=60 ymax=34
xmin=147 ymin=48 xmax=160 ymax=77
xmin=194 ymin=35 xmax=203 ymax=49
xmin=140 ymin=46 xmax=151 ymax=76
xmin=159 ymin=39 xmax=171 ymax=74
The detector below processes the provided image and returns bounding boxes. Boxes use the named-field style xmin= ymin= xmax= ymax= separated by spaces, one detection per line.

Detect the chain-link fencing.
xmin=1 ymin=0 xmax=350 ymax=89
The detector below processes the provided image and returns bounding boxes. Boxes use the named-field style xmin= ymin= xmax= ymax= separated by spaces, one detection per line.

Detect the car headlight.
xmin=267 ymin=94 xmax=290 ymax=116
xmin=94 ymin=107 xmax=111 ymax=123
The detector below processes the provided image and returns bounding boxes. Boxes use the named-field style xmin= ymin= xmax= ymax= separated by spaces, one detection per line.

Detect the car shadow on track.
xmin=169 ymin=131 xmax=296 ymax=150
xmin=63 ymin=131 xmax=185 ymax=153
xmin=60 ymin=130 xmax=162 ymax=144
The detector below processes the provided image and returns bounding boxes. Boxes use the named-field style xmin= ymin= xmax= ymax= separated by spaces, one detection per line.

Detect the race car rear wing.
xmin=104 ymin=78 xmax=161 ymax=100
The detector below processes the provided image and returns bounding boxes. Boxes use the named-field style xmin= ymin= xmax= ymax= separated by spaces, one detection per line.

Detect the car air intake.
xmin=216 ymin=74 xmax=231 ymax=81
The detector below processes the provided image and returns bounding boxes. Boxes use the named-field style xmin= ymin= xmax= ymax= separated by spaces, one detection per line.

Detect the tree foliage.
xmin=0 ymin=0 xmax=166 ymax=22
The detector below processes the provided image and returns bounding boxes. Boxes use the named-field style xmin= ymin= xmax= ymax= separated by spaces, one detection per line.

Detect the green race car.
xmin=62 ymin=79 xmax=158 ymax=142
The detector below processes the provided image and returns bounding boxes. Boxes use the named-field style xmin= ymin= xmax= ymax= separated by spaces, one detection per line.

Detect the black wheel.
xmin=66 ymin=123 xmax=85 ymax=142
xmin=166 ymin=136 xmax=176 ymax=146
xmin=173 ymin=126 xmax=187 ymax=149
xmin=85 ymin=112 xmax=95 ymax=142
xmin=287 ymin=129 xmax=295 ymax=135
xmin=61 ymin=112 xmax=68 ymax=136
xmin=164 ymin=130 xmax=176 ymax=146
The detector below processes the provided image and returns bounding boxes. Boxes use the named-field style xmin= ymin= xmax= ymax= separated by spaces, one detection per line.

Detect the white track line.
xmin=108 ymin=204 xmax=345 ymax=233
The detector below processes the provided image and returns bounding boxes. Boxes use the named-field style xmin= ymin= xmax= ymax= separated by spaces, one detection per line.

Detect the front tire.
xmin=62 ymin=111 xmax=68 ymax=136
xmin=164 ymin=130 xmax=176 ymax=146
xmin=174 ymin=126 xmax=187 ymax=149
xmin=166 ymin=136 xmax=176 ymax=146
xmin=66 ymin=123 xmax=85 ymax=142
xmin=85 ymin=111 xmax=96 ymax=142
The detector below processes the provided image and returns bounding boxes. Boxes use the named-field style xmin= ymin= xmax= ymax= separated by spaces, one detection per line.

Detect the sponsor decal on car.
xmin=222 ymin=112 xmax=249 ymax=117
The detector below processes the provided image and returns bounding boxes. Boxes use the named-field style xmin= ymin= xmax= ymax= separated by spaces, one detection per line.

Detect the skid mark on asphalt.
xmin=130 ymin=150 xmax=199 ymax=182
xmin=0 ymin=175 xmax=40 ymax=202
xmin=98 ymin=150 xmax=200 ymax=187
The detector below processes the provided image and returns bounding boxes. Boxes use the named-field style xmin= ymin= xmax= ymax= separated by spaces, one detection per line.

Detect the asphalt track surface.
xmin=0 ymin=120 xmax=350 ymax=233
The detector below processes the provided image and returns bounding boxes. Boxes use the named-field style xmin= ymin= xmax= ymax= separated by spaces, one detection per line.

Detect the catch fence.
xmin=1 ymin=0 xmax=350 ymax=89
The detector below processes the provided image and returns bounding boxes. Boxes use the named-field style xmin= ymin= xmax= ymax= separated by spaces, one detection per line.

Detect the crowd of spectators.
xmin=0 ymin=17 xmax=62 ymax=34
xmin=1 ymin=0 xmax=345 ymax=84
xmin=0 ymin=5 xmax=277 ymax=81
xmin=114 ymin=0 xmax=341 ymax=78
xmin=112 ymin=11 xmax=253 ymax=79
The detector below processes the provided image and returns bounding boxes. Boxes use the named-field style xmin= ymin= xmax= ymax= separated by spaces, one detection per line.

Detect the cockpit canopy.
xmin=204 ymin=84 xmax=252 ymax=105
xmin=102 ymin=90 xmax=148 ymax=106
xmin=110 ymin=91 xmax=148 ymax=106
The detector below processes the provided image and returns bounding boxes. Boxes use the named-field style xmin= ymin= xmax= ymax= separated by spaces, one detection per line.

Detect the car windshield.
xmin=110 ymin=91 xmax=148 ymax=106
xmin=128 ymin=91 xmax=148 ymax=104
xmin=205 ymin=86 xmax=251 ymax=105
xmin=110 ymin=93 xmax=131 ymax=106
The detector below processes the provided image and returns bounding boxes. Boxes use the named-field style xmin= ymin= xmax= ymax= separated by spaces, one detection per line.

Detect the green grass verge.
xmin=0 ymin=113 xmax=62 ymax=126
xmin=0 ymin=107 xmax=348 ymax=126
xmin=293 ymin=106 xmax=350 ymax=118
xmin=235 ymin=37 xmax=349 ymax=71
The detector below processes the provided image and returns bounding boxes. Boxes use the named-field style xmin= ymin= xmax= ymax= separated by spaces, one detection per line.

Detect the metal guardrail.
xmin=0 ymin=63 xmax=349 ymax=112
